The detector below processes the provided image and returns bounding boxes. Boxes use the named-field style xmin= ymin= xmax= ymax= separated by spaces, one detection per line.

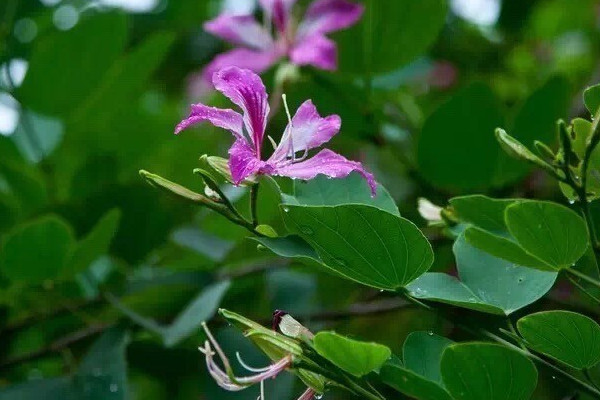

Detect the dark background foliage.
xmin=0 ymin=0 xmax=599 ymax=399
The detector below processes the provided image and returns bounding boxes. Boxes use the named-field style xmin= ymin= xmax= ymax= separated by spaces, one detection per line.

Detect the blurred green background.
xmin=0 ymin=0 xmax=599 ymax=399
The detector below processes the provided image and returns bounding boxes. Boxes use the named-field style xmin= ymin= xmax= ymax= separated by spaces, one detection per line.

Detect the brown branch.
xmin=0 ymin=323 xmax=111 ymax=370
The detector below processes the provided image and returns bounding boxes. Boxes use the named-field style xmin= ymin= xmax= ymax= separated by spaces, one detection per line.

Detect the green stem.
xmin=566 ymin=274 xmax=600 ymax=304
xmin=140 ymin=170 xmax=263 ymax=236
xmin=566 ymin=268 xmax=600 ymax=291
xmin=250 ymin=183 xmax=260 ymax=227
xmin=506 ymin=318 xmax=528 ymax=352
xmin=576 ymin=106 xmax=600 ymax=248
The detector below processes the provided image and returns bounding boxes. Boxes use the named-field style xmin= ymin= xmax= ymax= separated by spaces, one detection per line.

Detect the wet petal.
xmin=204 ymin=14 xmax=273 ymax=50
xmin=290 ymin=34 xmax=337 ymax=70
xmin=273 ymin=149 xmax=377 ymax=195
xmin=259 ymin=0 xmax=296 ymax=32
xmin=174 ymin=103 xmax=243 ymax=136
xmin=269 ymin=100 xmax=340 ymax=163
xmin=228 ymin=137 xmax=264 ymax=185
xmin=214 ymin=67 xmax=270 ymax=156
xmin=297 ymin=0 xmax=364 ymax=39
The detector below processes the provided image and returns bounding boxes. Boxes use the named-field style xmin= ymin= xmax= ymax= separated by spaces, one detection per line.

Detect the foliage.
xmin=2 ymin=1 xmax=600 ymax=399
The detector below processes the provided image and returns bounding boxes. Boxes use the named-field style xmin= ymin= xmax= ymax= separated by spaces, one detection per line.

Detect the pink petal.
xmin=297 ymin=0 xmax=364 ymax=39
xmin=228 ymin=137 xmax=265 ymax=184
xmin=174 ymin=104 xmax=243 ymax=136
xmin=259 ymin=0 xmax=296 ymax=32
xmin=273 ymin=149 xmax=376 ymax=195
xmin=204 ymin=14 xmax=273 ymax=50
xmin=213 ymin=67 xmax=271 ymax=157
xmin=289 ymin=34 xmax=337 ymax=70
xmin=269 ymin=100 xmax=340 ymax=163
xmin=189 ymin=48 xmax=282 ymax=99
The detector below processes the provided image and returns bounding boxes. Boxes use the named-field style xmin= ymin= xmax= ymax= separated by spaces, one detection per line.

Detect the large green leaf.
xmin=18 ymin=12 xmax=128 ymax=116
xmin=313 ymin=331 xmax=391 ymax=377
xmin=0 ymin=379 xmax=71 ymax=400
xmin=282 ymin=205 xmax=434 ymax=290
xmin=64 ymin=209 xmax=121 ymax=278
xmin=441 ymin=343 xmax=538 ymax=400
xmin=0 ymin=216 xmax=75 ymax=284
xmin=505 ymin=201 xmax=589 ymax=269
xmin=284 ymin=173 xmax=399 ymax=216
xmin=407 ymin=235 xmax=557 ymax=315
xmin=336 ymin=0 xmax=448 ymax=74
xmin=517 ymin=311 xmax=600 ymax=369
xmin=418 ymin=83 xmax=504 ymax=190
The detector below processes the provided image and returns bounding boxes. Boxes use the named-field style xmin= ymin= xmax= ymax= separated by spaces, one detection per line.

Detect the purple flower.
xmin=176 ymin=67 xmax=376 ymax=194
xmin=195 ymin=0 xmax=364 ymax=89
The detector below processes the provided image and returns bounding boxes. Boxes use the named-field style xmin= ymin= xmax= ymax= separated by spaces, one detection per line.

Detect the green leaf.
xmin=418 ymin=83 xmax=504 ymax=190
xmin=404 ymin=332 xmax=454 ymax=384
xmin=517 ymin=310 xmax=600 ymax=369
xmin=336 ymin=0 xmax=448 ymax=74
xmin=69 ymin=31 xmax=175 ymax=130
xmin=108 ymin=281 xmax=230 ymax=347
xmin=0 ymin=159 xmax=48 ymax=214
xmin=282 ymin=205 xmax=434 ymax=290
xmin=380 ymin=364 xmax=453 ymax=400
xmin=284 ymin=173 xmax=399 ymax=216
xmin=161 ymin=280 xmax=231 ymax=347
xmin=450 ymin=195 xmax=515 ymax=234
xmin=313 ymin=331 xmax=391 ymax=377
xmin=11 ymin=111 xmax=64 ymax=163
xmin=64 ymin=209 xmax=121 ymax=278
xmin=18 ymin=12 xmax=128 ymax=116
xmin=464 ymin=227 xmax=554 ymax=271
xmin=407 ymin=235 xmax=557 ymax=315
xmin=505 ymin=200 xmax=589 ymax=269
xmin=408 ymin=272 xmax=506 ymax=314
xmin=0 ymin=216 xmax=75 ymax=284
xmin=584 ymin=84 xmax=600 ymax=114
xmin=441 ymin=343 xmax=538 ymax=400
xmin=253 ymin=236 xmax=320 ymax=263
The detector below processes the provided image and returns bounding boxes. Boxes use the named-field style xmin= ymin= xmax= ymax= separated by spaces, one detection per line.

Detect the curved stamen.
xmin=236 ymin=352 xmax=273 ymax=373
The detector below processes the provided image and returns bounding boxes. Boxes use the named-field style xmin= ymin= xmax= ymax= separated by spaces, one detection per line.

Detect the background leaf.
xmin=517 ymin=310 xmax=600 ymax=369
xmin=418 ymin=83 xmax=504 ymax=191
xmin=336 ymin=0 xmax=448 ymax=75
xmin=0 ymin=215 xmax=75 ymax=284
